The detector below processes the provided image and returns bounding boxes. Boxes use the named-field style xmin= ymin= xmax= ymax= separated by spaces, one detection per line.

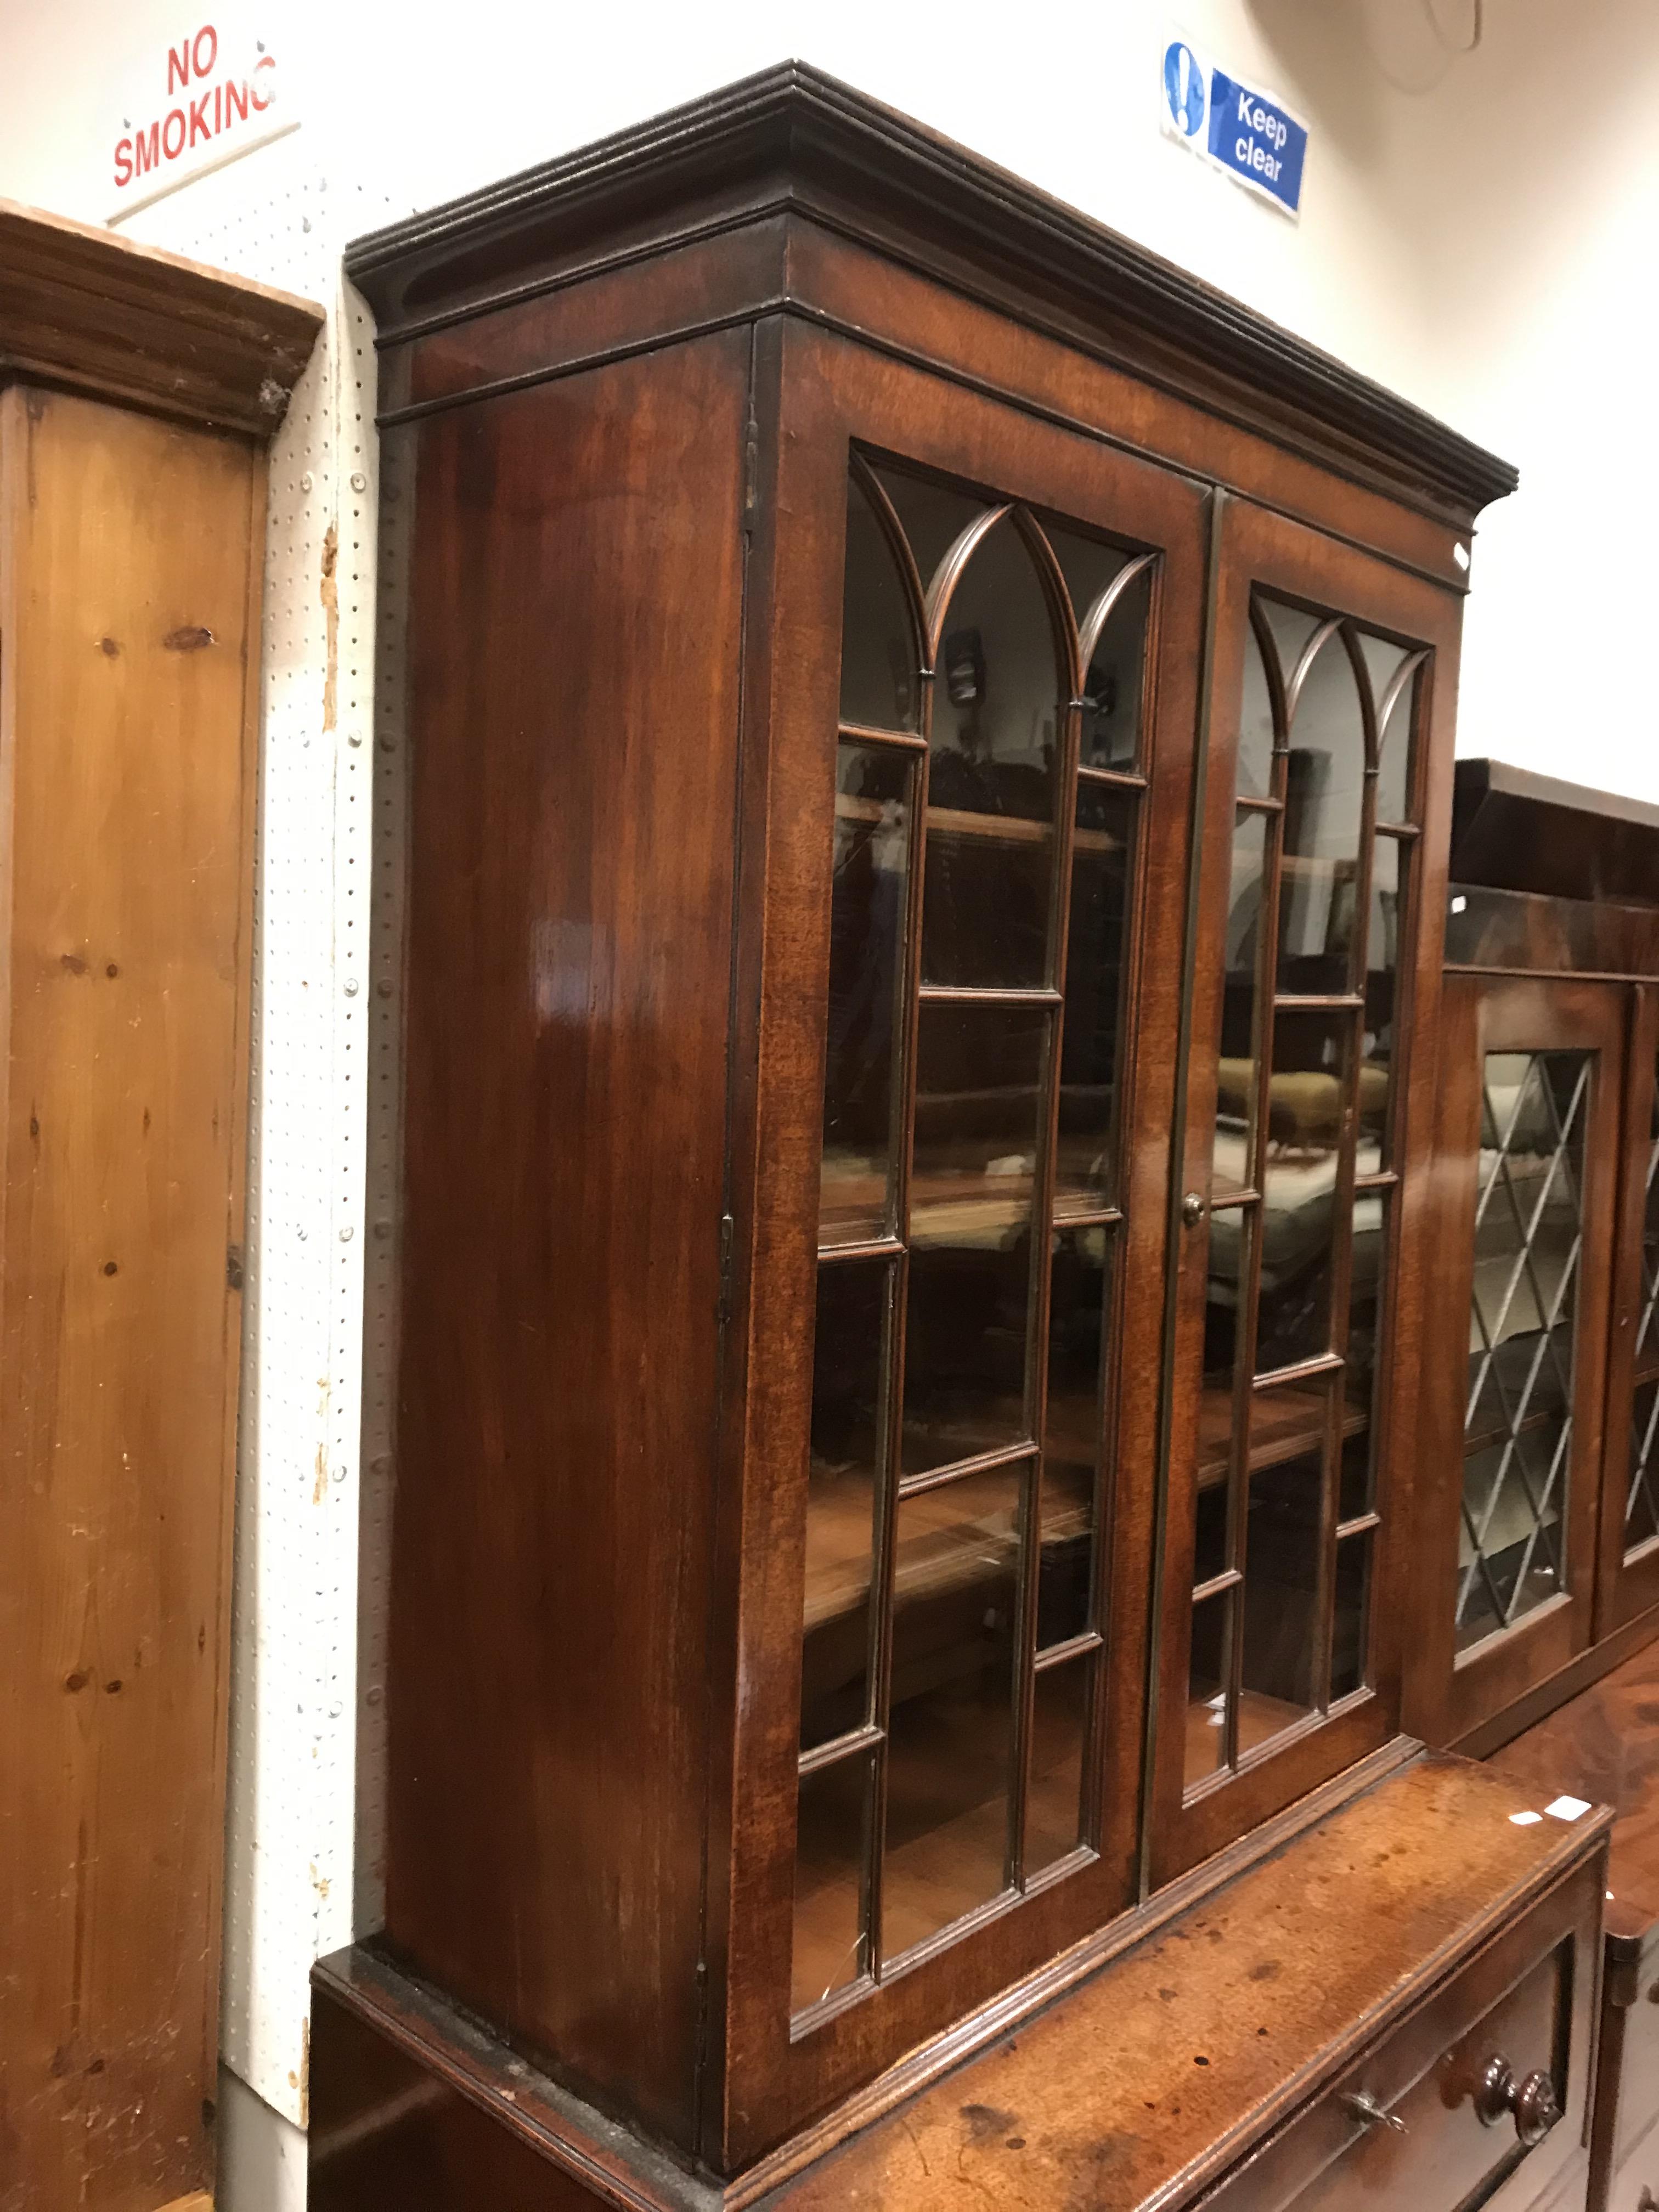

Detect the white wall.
xmin=3 ymin=0 xmax=1654 ymax=797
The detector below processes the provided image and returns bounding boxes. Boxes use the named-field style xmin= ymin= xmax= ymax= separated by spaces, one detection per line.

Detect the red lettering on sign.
xmin=224 ymin=76 xmax=248 ymax=123
xmin=114 ymin=138 xmax=133 ymax=187
xmin=162 ymin=107 xmax=186 ymax=159
xmin=133 ymin=121 xmax=162 ymax=176
xmin=167 ymin=41 xmax=190 ymax=93
xmin=193 ymin=24 xmax=218 ymax=76
xmin=189 ymin=89 xmax=212 ymax=145
xmin=250 ymin=54 xmax=274 ymax=110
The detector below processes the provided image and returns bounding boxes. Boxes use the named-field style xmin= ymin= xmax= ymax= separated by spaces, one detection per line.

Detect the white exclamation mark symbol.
xmin=1180 ymin=43 xmax=1193 ymax=128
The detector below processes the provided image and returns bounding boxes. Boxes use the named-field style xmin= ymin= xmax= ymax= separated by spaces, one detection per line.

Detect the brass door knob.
xmin=1181 ymin=1190 xmax=1207 ymax=1228
xmin=1475 ymin=2056 xmax=1561 ymax=2148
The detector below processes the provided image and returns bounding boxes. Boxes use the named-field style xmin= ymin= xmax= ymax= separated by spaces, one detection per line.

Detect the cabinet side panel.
xmin=382 ymin=331 xmax=751 ymax=2145
xmin=0 ymin=388 xmax=260 ymax=2210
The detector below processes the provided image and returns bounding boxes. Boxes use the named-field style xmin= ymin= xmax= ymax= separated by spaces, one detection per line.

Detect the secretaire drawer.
xmin=1198 ymin=1849 xmax=1602 ymax=2212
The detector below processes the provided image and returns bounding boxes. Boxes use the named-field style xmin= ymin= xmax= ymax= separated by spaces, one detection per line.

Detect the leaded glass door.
xmin=1428 ymin=975 xmax=1623 ymax=1742
xmin=1149 ymin=498 xmax=1466 ymax=1879
xmin=1596 ymin=986 xmax=1659 ymax=1637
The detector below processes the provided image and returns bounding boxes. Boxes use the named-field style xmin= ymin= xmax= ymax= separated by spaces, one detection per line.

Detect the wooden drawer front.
xmin=1199 ymin=1857 xmax=1600 ymax=2212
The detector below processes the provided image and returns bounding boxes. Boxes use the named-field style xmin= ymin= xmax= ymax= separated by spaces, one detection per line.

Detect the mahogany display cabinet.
xmin=1410 ymin=761 xmax=1659 ymax=1756
xmin=311 ymin=65 xmax=1616 ymax=2212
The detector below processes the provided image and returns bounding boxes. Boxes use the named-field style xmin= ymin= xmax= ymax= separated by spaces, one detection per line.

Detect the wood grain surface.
xmin=0 ymin=386 xmax=263 ymax=2209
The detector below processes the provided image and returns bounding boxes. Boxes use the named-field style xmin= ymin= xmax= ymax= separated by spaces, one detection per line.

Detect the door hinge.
xmin=741 ymin=403 xmax=759 ymax=535
xmin=716 ymin=1211 xmax=736 ymax=1325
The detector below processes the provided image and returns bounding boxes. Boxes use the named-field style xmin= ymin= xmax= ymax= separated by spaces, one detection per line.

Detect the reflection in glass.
xmin=1342 ymin=1187 xmax=1388 ymax=1516
xmin=1056 ymin=784 xmax=1135 ymax=1211
xmin=1629 ymin=1380 xmax=1659 ymax=1553
xmin=1257 ymin=1013 xmax=1347 ymax=1373
xmin=821 ymin=744 xmax=911 ymax=1243
xmin=922 ymin=521 xmax=1064 ymax=989
xmin=1278 ymin=632 xmax=1365 ymax=996
xmin=1362 ymin=838 xmax=1406 ymax=1169
xmin=1331 ymin=1532 xmax=1371 ymax=1701
xmin=1237 ymin=622 xmax=1277 ymax=802
xmin=1040 ymin=1226 xmax=1109 ymax=1646
xmin=905 ymin=1002 xmax=1047 ymax=1472
xmin=871 ymin=464 xmax=986 ymax=598
xmin=1184 ymin=1592 xmax=1230 ymax=1788
xmin=884 ymin=1467 xmax=1020 ymax=1955
xmin=840 ymin=474 xmax=919 ymax=732
xmin=1028 ymin=1657 xmax=1090 ymax=1874
xmin=1363 ymin=640 xmax=1419 ymax=826
xmin=1044 ymin=521 xmax=1130 ymax=647
xmin=1080 ymin=563 xmax=1152 ymax=771
xmin=1216 ymin=810 xmax=1268 ymax=1198
xmin=1193 ymin=1477 xmax=1229 ymax=1586
xmin=1457 ymin=1052 xmax=1588 ymax=1649
xmin=1240 ymin=1435 xmax=1323 ymax=1748
xmin=802 ymin=1262 xmax=888 ymax=1750
xmin=1200 ymin=1203 xmax=1252 ymax=1491
xmin=792 ymin=1753 xmax=871 ymax=2013
xmin=1627 ymin=1081 xmax=1659 ymax=1556
xmin=1260 ymin=601 xmax=1324 ymax=699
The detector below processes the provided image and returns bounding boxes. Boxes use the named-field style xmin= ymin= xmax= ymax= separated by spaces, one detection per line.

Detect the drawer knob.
xmin=1475 ymin=2057 xmax=1562 ymax=2149
xmin=1340 ymin=2090 xmax=1407 ymax=2135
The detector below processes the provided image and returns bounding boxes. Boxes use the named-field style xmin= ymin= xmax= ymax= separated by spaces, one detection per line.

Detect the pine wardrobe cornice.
xmin=0 ymin=198 xmax=323 ymax=438
xmin=345 ymin=60 xmax=1517 ymax=527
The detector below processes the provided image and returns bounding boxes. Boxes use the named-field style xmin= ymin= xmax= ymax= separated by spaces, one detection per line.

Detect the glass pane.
xmin=1184 ymin=1591 xmax=1230 ymax=1788
xmin=1279 ymin=630 xmax=1365 ymax=996
xmin=1361 ymin=837 xmax=1406 ymax=1169
xmin=1331 ymin=1532 xmax=1371 ymax=1701
xmin=792 ymin=1752 xmax=871 ymax=2014
xmin=1240 ymin=1425 xmax=1324 ymax=1750
xmin=922 ymin=521 xmax=1065 ymax=989
xmin=1628 ymin=1378 xmax=1659 ymax=1554
xmin=1193 ymin=1476 xmax=1229 ymax=1587
xmin=1457 ymin=1051 xmax=1589 ymax=1646
xmin=1237 ymin=621 xmax=1276 ymax=801
xmin=1199 ymin=1203 xmax=1252 ymax=1494
xmin=884 ymin=1465 xmax=1021 ymax=1955
xmin=802 ymin=1261 xmax=888 ymax=1751
xmin=840 ymin=474 xmax=919 ymax=732
xmin=1027 ymin=1656 xmax=1090 ymax=1874
xmin=1260 ymin=600 xmax=1324 ymax=698
xmin=1056 ymin=783 xmax=1136 ymax=1212
xmin=1043 ymin=521 xmax=1130 ymax=644
xmin=871 ymin=464 xmax=987 ymax=599
xmin=1039 ymin=1225 xmax=1110 ymax=1647
xmin=1258 ymin=1012 xmax=1348 ymax=1373
xmin=1216 ymin=810 xmax=1268 ymax=1199
xmin=821 ymin=744 xmax=911 ymax=1244
xmin=1362 ymin=639 xmax=1419 ymax=826
xmin=1341 ymin=1187 xmax=1388 ymax=1518
xmin=905 ymin=1001 xmax=1047 ymax=1472
xmin=1637 ymin=1079 xmax=1659 ymax=1374
xmin=1079 ymin=564 xmax=1152 ymax=772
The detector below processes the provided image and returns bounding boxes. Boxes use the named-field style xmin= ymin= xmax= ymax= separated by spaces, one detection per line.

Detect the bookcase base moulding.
xmin=321 ymin=62 xmax=1550 ymax=2210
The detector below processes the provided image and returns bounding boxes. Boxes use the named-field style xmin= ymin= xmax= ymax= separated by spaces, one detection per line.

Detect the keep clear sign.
xmin=1161 ymin=30 xmax=1308 ymax=219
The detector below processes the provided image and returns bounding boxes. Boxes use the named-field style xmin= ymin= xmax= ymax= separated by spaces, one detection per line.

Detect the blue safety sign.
xmin=1160 ymin=31 xmax=1308 ymax=220
xmin=1163 ymin=40 xmax=1206 ymax=139
xmin=1207 ymin=69 xmax=1307 ymax=215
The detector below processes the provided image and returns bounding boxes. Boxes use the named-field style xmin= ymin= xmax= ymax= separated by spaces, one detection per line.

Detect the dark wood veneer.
xmin=334 ymin=64 xmax=1523 ymax=2205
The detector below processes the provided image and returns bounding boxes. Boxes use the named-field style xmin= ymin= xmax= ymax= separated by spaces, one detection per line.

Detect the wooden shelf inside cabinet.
xmin=328 ymin=58 xmax=1515 ymax=2207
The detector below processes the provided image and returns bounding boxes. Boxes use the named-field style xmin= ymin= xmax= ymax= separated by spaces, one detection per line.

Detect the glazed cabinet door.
xmin=1419 ymin=975 xmax=1625 ymax=1743
xmin=1599 ymin=986 xmax=1659 ymax=1637
xmin=718 ymin=320 xmax=1208 ymax=2160
xmin=1150 ymin=496 xmax=1464 ymax=1882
